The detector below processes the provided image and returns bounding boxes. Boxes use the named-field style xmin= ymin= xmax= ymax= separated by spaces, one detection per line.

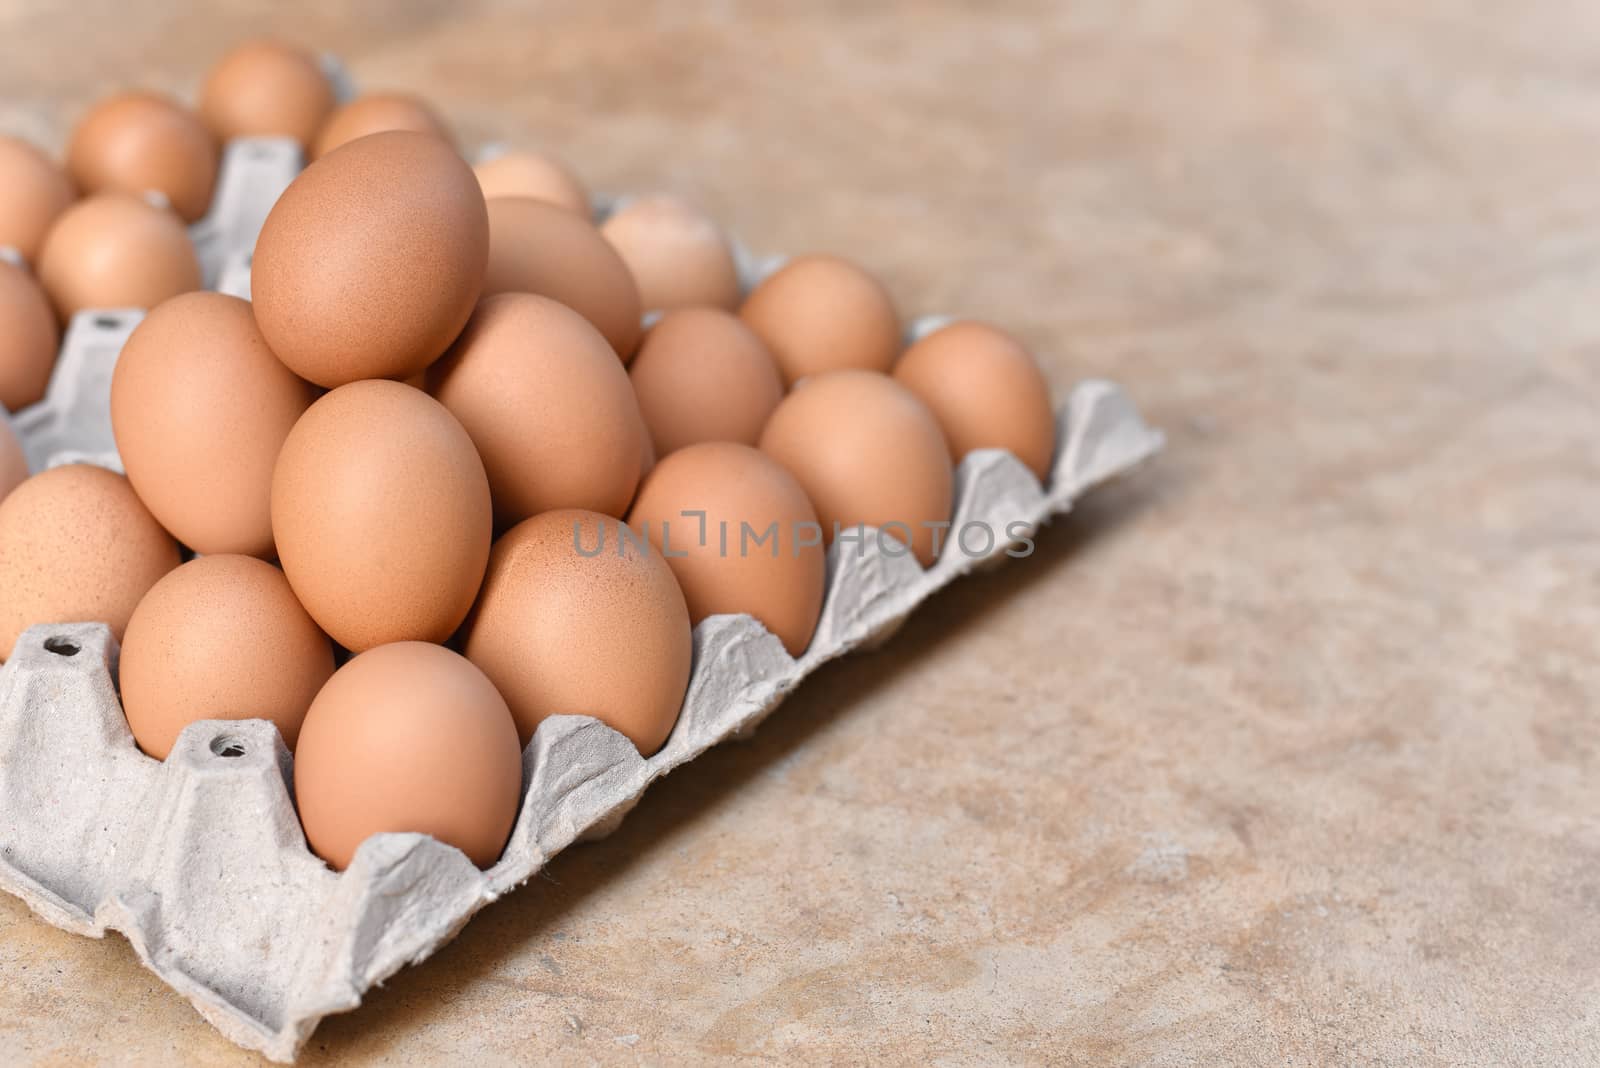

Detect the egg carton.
xmin=1 ymin=379 xmax=1159 ymax=1062
xmin=181 ymin=134 xmax=302 ymax=289
xmin=0 ymin=132 xmax=1163 ymax=1059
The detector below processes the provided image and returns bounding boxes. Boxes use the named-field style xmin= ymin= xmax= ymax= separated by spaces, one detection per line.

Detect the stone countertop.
xmin=2 ymin=1 xmax=1597 ymax=1063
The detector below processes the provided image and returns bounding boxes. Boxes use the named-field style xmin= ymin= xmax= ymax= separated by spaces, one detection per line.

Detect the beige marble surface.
xmin=3 ymin=1 xmax=1599 ymax=1063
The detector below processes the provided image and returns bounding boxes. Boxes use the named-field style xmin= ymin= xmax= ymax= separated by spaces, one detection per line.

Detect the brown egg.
xmin=294 ymin=641 xmax=523 ymax=871
xmin=740 ymin=254 xmax=901 ymax=386
xmin=0 ymin=259 xmax=60 ymax=411
xmin=473 ymin=150 xmax=588 ymax=215
xmin=430 ymin=293 xmax=645 ymax=527
xmin=119 ymin=555 xmax=335 ymax=760
xmin=465 ymin=509 xmax=691 ymax=754
xmin=272 ymin=380 xmax=491 ymax=652
xmin=311 ymin=92 xmax=453 ymax=160
xmin=36 ymin=192 xmax=201 ymax=322
xmin=0 ymin=135 xmax=76 ymax=264
xmin=628 ymin=442 xmax=825 ymax=657
xmin=252 ymin=131 xmax=488 ymax=387
xmin=628 ymin=307 xmax=783 ymax=457
xmin=0 ymin=417 xmax=26 ymax=502
xmin=199 ymin=39 xmax=335 ymax=149
xmin=483 ymin=196 xmax=642 ymax=360
xmin=66 ymin=91 xmax=218 ymax=223
xmin=893 ymin=320 xmax=1057 ymax=482
xmin=111 ymin=292 xmax=316 ymax=556
xmin=759 ymin=370 xmax=953 ymax=567
xmin=600 ymin=195 xmax=741 ymax=312
xmin=638 ymin=423 xmax=657 ymax=484
xmin=0 ymin=464 xmax=179 ymax=660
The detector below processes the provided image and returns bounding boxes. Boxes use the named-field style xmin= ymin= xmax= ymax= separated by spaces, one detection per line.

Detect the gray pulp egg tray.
xmin=0 ymin=133 xmax=1164 ymax=1060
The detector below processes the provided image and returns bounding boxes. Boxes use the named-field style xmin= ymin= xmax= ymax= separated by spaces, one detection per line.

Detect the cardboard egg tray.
xmin=0 ymin=119 xmax=1164 ymax=1060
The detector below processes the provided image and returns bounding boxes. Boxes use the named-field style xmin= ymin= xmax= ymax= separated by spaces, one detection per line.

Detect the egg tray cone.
xmin=0 ymin=182 xmax=1163 ymax=1058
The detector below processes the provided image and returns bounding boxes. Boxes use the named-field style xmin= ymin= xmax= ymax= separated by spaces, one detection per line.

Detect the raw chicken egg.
xmin=464 ymin=508 xmax=691 ymax=755
xmin=0 ymin=416 xmax=25 ymax=502
xmin=271 ymin=380 xmax=492 ymax=652
xmin=312 ymin=92 xmax=453 ymax=159
xmin=0 ymin=258 xmax=60 ymax=410
xmin=638 ymin=424 xmax=657 ymax=483
xmin=36 ymin=192 xmax=201 ymax=321
xmin=0 ymin=135 xmax=76 ymax=264
xmin=119 ymin=554 xmax=335 ymax=760
xmin=473 ymin=150 xmax=588 ymax=215
xmin=429 ymin=293 xmax=645 ymax=527
xmin=199 ymin=39 xmax=335 ymax=149
xmin=627 ymin=307 xmax=783 ymax=456
xmin=251 ymin=131 xmax=488 ymax=387
xmin=482 ymin=196 xmax=642 ymax=360
xmin=0 ymin=463 xmax=180 ymax=660
xmin=893 ymin=320 xmax=1057 ymax=482
xmin=111 ymin=292 xmax=317 ymax=556
xmin=759 ymin=370 xmax=953 ymax=567
xmin=294 ymin=641 xmax=523 ymax=871
xmin=740 ymin=254 xmax=901 ymax=386
xmin=628 ymin=442 xmax=826 ymax=657
xmin=600 ymin=194 xmax=741 ymax=312
xmin=66 ymin=91 xmax=218 ymax=223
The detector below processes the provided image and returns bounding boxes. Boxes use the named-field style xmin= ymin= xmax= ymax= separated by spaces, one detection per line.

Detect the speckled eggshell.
xmin=627 ymin=307 xmax=783 ymax=456
xmin=0 ymin=135 xmax=76 ymax=264
xmin=482 ymin=196 xmax=643 ymax=360
xmin=740 ymin=253 xmax=901 ymax=387
xmin=892 ymin=319 xmax=1057 ymax=483
xmin=429 ymin=293 xmax=645 ymax=527
xmin=199 ymin=40 xmax=335 ymax=149
xmin=0 ymin=464 xmax=180 ymax=660
xmin=311 ymin=92 xmax=453 ymax=159
xmin=251 ymin=131 xmax=488 ymax=387
xmin=464 ymin=508 xmax=691 ymax=755
xmin=759 ymin=369 xmax=954 ymax=568
xmin=0 ymin=259 xmax=60 ymax=411
xmin=111 ymin=291 xmax=317 ymax=557
xmin=272 ymin=380 xmax=490 ymax=651
xmin=294 ymin=641 xmax=523 ymax=871
xmin=66 ymin=91 xmax=218 ymax=223
xmin=473 ymin=151 xmax=588 ymax=216
xmin=600 ymin=194 xmax=741 ymax=312
xmin=35 ymin=192 xmax=201 ymax=322
xmin=0 ymin=417 xmax=26 ymax=502
xmin=119 ymin=554 xmax=335 ymax=760
xmin=628 ymin=442 xmax=826 ymax=657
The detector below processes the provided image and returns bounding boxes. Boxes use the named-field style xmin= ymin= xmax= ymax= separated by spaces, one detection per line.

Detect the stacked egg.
xmin=0 ymin=41 xmax=1059 ymax=873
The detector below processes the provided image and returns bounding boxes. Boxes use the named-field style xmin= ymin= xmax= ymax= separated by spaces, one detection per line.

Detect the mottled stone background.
xmin=2 ymin=1 xmax=1598 ymax=1063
